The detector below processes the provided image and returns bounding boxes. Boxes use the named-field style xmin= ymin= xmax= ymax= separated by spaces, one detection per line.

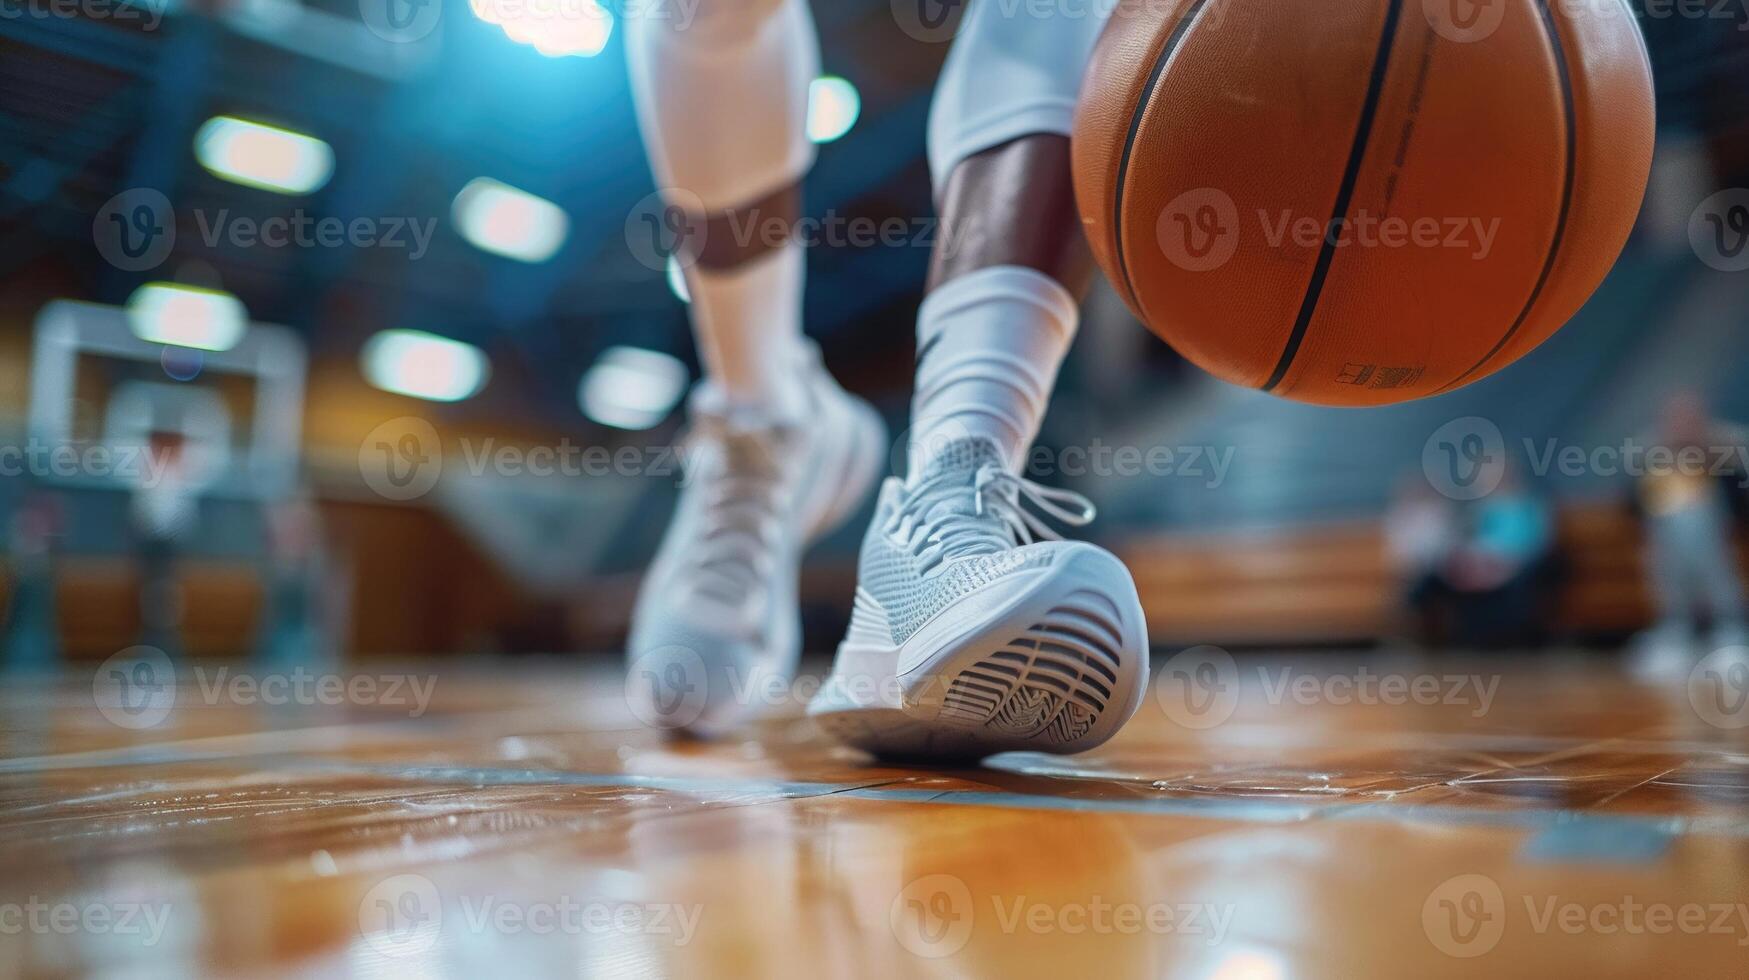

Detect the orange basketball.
xmin=1072 ymin=0 xmax=1655 ymax=406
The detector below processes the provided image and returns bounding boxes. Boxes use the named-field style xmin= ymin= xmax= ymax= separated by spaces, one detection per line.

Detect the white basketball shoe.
xmin=808 ymin=437 xmax=1149 ymax=759
xmin=626 ymin=346 xmax=886 ymax=737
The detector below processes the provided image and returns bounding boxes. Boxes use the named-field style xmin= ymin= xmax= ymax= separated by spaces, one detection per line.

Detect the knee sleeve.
xmin=625 ymin=0 xmax=819 ymax=213
xmin=926 ymin=0 xmax=1111 ymax=190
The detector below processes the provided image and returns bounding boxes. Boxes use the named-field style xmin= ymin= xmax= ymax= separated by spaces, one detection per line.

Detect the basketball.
xmin=1072 ymin=0 xmax=1657 ymax=406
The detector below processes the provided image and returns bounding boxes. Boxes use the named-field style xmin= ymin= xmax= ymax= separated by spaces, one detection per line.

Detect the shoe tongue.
xmin=906 ymin=437 xmax=1018 ymax=559
xmin=911 ymin=437 xmax=1007 ymax=488
xmin=687 ymin=394 xmax=798 ymax=480
xmin=689 ymin=377 xmax=810 ymax=429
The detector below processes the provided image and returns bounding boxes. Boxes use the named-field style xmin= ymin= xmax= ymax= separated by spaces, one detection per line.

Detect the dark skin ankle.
xmin=927 ymin=134 xmax=1093 ymax=297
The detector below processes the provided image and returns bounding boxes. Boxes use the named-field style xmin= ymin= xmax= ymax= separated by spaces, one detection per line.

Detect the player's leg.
xmin=808 ymin=0 xmax=1150 ymax=758
xmin=622 ymin=0 xmax=885 ymax=736
xmin=624 ymin=0 xmax=815 ymax=413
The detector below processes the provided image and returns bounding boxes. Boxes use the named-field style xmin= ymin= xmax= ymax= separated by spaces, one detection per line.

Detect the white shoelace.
xmin=681 ymin=430 xmax=791 ymax=606
xmin=888 ymin=463 xmax=1096 ymax=571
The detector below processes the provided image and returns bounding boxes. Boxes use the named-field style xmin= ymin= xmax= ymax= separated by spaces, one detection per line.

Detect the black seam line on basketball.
xmin=1434 ymin=0 xmax=1577 ymax=395
xmin=1433 ymin=4 xmax=1577 ymax=393
xmin=1111 ymin=0 xmax=1215 ymax=310
xmin=1260 ymin=0 xmax=1406 ymax=394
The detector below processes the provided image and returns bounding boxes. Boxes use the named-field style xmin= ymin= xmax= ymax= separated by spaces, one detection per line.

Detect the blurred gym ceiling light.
xmin=125 ymin=283 xmax=249 ymax=352
xmin=666 ymin=257 xmax=690 ymax=304
xmin=807 ymin=76 xmax=860 ymax=144
xmin=452 ymin=177 xmax=570 ymax=263
xmin=470 ymin=0 xmax=614 ymax=58
xmin=194 ymin=116 xmax=335 ymax=194
xmin=362 ymin=329 xmax=491 ymax=402
xmin=579 ymin=346 xmax=688 ymax=430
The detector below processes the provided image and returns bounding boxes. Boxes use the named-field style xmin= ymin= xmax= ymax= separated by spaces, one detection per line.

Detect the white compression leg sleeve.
xmin=909 ymin=1 xmax=1111 ymax=478
xmin=925 ymin=0 xmax=1111 ymax=192
xmin=625 ymin=0 xmax=819 ymax=414
xmin=910 ymin=266 xmax=1080 ymax=477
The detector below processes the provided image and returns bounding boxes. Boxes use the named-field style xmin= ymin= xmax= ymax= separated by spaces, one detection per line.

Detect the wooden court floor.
xmin=1 ymin=651 xmax=1746 ymax=978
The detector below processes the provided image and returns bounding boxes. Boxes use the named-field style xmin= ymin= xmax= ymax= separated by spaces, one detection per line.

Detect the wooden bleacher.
xmin=2 ymin=503 xmax=1682 ymax=657
xmin=1114 ymin=502 xmax=1661 ymax=646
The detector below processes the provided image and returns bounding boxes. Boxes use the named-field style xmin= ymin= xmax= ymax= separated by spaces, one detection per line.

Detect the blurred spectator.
xmin=1448 ymin=469 xmax=1560 ymax=647
xmin=1385 ymin=476 xmax=1460 ymax=646
xmin=1629 ymin=392 xmax=1748 ymax=678
xmin=2 ymin=489 xmax=63 ymax=670
xmin=1447 ymin=468 xmax=1560 ymax=649
xmin=131 ymin=431 xmax=198 ymax=659
xmin=255 ymin=491 xmax=340 ymax=668
xmin=1385 ymin=468 xmax=1560 ymax=650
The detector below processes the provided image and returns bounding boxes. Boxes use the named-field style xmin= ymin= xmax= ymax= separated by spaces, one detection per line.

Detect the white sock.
xmin=908 ymin=265 xmax=1079 ymax=480
xmin=684 ymin=243 xmax=808 ymax=416
xmin=624 ymin=0 xmax=818 ymax=415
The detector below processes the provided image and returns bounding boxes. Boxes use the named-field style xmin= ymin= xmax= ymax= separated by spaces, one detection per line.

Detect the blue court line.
xmin=1517 ymin=819 xmax=1674 ymax=864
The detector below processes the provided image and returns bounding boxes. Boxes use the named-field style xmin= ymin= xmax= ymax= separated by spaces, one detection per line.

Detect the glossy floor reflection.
xmin=1 ymin=651 xmax=1746 ymax=978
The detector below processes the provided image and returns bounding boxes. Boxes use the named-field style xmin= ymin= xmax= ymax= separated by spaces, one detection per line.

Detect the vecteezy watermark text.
xmin=356 ymin=873 xmax=701 ymax=958
xmin=0 ymin=0 xmax=166 ymax=29
xmin=1420 ymin=416 xmax=1749 ymax=500
xmin=191 ymin=210 xmax=436 ymax=260
xmin=358 ymin=417 xmax=711 ymax=502
xmin=1153 ymin=647 xmax=1501 ymax=730
xmin=0 ymin=440 xmax=174 ymax=486
xmin=889 ymin=874 xmax=1234 ymax=958
xmin=93 ymin=649 xmax=439 ymax=730
xmin=1156 ymin=188 xmax=1503 ymax=272
xmin=0 ymin=898 xmax=172 ymax=946
xmin=93 ymin=189 xmax=438 ymax=272
xmin=1023 ymin=440 xmax=1235 ymax=487
xmin=1423 ymin=874 xmax=1749 ymax=958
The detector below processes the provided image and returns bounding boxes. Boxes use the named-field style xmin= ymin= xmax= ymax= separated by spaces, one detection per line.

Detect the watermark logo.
xmin=360 ymin=0 xmax=443 ymax=43
xmin=355 ymin=428 xmax=706 ymax=501
xmin=1424 ymin=0 xmax=1507 ymax=42
xmin=1438 ymin=428 xmax=1749 ymax=492
xmin=1423 ymin=874 xmax=1507 ymax=957
xmin=1157 ymin=188 xmax=1240 ymax=273
xmin=0 ymin=898 xmax=173 ymax=946
xmin=1154 ymin=645 xmax=1240 ymax=729
xmin=625 ymin=644 xmax=711 ymax=730
xmin=891 ymin=0 xmax=966 ymax=42
xmin=626 ymin=188 xmax=708 ymax=274
xmin=0 ymin=439 xmax=176 ymax=485
xmin=93 ymin=646 xmax=176 ymax=730
xmin=1154 ymin=655 xmax=1501 ymax=730
xmin=457 ymin=896 xmax=701 ymax=941
xmin=1425 ymin=874 xmax=1749 ymax=955
xmin=890 ymin=874 xmax=975 ymax=959
xmin=359 ymin=417 xmax=443 ymax=502
xmin=1690 ymin=189 xmax=1749 ymax=273
xmin=890 ymin=420 xmax=1236 ymax=488
xmin=1687 ymin=645 xmax=1749 ymax=730
xmin=359 ymin=874 xmax=443 ymax=957
xmin=92 ymin=657 xmax=438 ymax=729
xmin=0 ymin=0 xmax=169 ymax=29
xmin=93 ymin=189 xmax=175 ymax=272
xmin=1423 ymin=416 xmax=1506 ymax=500
xmin=1157 ymin=193 xmax=1502 ymax=272
xmin=888 ymin=417 xmax=977 ymax=482
xmin=189 ymin=210 xmax=436 ymax=259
